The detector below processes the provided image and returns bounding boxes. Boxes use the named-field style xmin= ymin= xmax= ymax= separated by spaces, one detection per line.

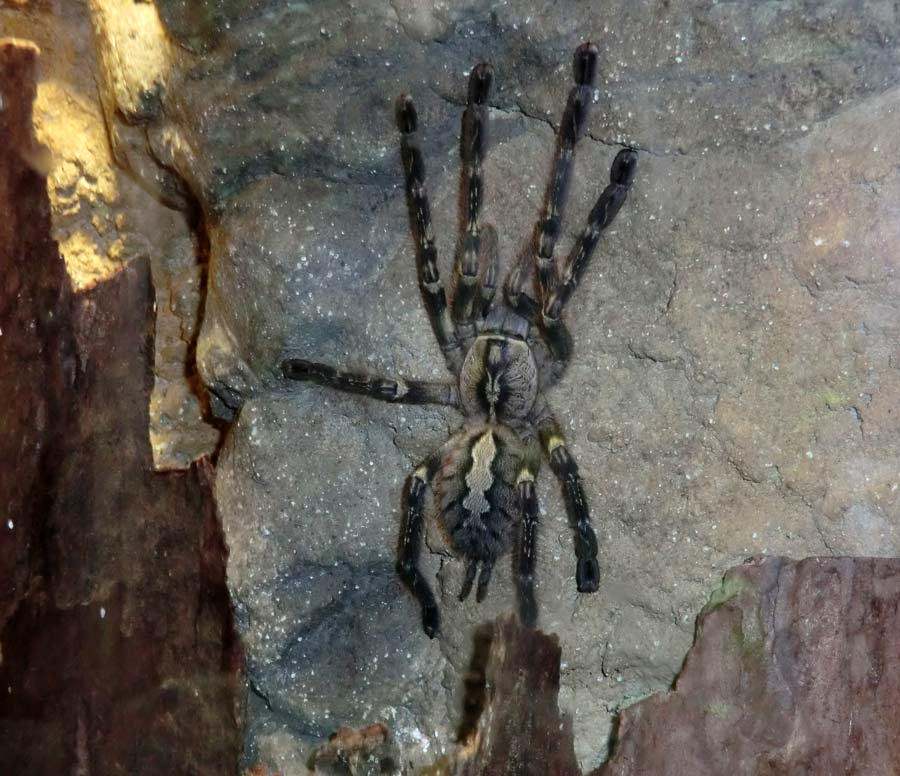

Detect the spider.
xmin=283 ymin=42 xmax=637 ymax=638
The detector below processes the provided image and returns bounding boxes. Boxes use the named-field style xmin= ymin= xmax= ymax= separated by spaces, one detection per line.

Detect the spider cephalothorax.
xmin=284 ymin=42 xmax=637 ymax=637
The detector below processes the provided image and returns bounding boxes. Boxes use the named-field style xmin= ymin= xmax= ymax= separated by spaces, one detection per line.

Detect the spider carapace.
xmin=284 ymin=42 xmax=637 ymax=637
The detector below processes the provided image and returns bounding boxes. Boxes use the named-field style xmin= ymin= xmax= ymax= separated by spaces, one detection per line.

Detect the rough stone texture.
xmin=0 ymin=37 xmax=240 ymax=775
xmin=421 ymin=558 xmax=900 ymax=776
xmin=595 ymin=556 xmax=900 ymax=776
xmin=220 ymin=397 xmax=452 ymax=773
xmin=150 ymin=0 xmax=900 ymax=770
xmin=2 ymin=2 xmax=121 ymax=289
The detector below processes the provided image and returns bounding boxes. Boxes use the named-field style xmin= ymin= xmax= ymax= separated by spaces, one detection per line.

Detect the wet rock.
xmin=150 ymin=1 xmax=900 ymax=770
xmin=597 ymin=556 xmax=900 ymax=775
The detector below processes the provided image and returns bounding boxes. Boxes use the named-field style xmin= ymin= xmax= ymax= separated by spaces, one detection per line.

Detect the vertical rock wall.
xmin=146 ymin=0 xmax=900 ymax=770
xmin=4 ymin=1 xmax=900 ymax=773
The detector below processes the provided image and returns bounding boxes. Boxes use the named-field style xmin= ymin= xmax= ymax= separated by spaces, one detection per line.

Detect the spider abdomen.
xmin=435 ymin=425 xmax=523 ymax=563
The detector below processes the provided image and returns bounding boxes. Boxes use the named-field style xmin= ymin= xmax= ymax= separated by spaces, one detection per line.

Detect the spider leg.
xmin=505 ymin=42 xmax=598 ymax=313
xmin=458 ymin=558 xmax=479 ymax=601
xmin=398 ymin=457 xmax=442 ymax=638
xmin=531 ymin=401 xmax=600 ymax=593
xmin=515 ymin=471 xmax=540 ymax=628
xmin=396 ymin=95 xmax=463 ymax=371
xmin=472 ymin=223 xmax=499 ymax=320
xmin=475 ymin=558 xmax=495 ymax=602
xmin=452 ymin=64 xmax=494 ymax=332
xmin=282 ymin=359 xmax=459 ymax=407
xmin=528 ymin=149 xmax=637 ymax=377
xmin=535 ymin=316 xmax=574 ymax=380
xmin=543 ymin=148 xmax=638 ymax=323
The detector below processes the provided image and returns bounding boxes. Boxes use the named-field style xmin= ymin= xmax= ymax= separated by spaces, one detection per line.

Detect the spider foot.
xmin=576 ymin=558 xmax=600 ymax=593
xmin=395 ymin=94 xmax=417 ymax=133
xmin=611 ymin=148 xmax=638 ymax=188
xmin=422 ymin=605 xmax=440 ymax=639
xmin=468 ymin=62 xmax=493 ymax=105
xmin=573 ymin=41 xmax=599 ymax=86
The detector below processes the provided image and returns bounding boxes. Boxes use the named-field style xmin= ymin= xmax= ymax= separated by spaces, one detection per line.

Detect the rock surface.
xmin=596 ymin=556 xmax=900 ymax=776
xmin=419 ymin=557 xmax=900 ymax=776
xmin=147 ymin=0 xmax=900 ymax=770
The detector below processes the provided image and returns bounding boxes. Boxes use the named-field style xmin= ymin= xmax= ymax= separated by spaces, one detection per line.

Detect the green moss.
xmin=820 ymin=388 xmax=851 ymax=410
xmin=706 ymin=700 xmax=734 ymax=720
xmin=740 ymin=633 xmax=766 ymax=662
xmin=703 ymin=574 xmax=747 ymax=612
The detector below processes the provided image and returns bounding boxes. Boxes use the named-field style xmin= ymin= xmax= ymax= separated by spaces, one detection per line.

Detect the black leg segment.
xmin=535 ymin=41 xmax=599 ymax=301
xmin=543 ymin=148 xmax=638 ymax=322
xmin=534 ymin=416 xmax=600 ymax=594
xmin=473 ymin=223 xmax=499 ymax=320
xmin=504 ymin=42 xmax=599 ymax=312
xmin=516 ymin=475 xmax=539 ymax=627
xmin=475 ymin=558 xmax=495 ymax=603
xmin=459 ymin=559 xmax=479 ymax=601
xmin=396 ymin=95 xmax=462 ymax=370
xmin=283 ymin=359 xmax=459 ymax=407
xmin=398 ymin=460 xmax=441 ymax=638
xmin=452 ymin=63 xmax=493 ymax=327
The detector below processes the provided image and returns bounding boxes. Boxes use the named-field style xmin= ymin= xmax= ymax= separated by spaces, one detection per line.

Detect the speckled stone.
xmin=151 ymin=1 xmax=900 ymax=771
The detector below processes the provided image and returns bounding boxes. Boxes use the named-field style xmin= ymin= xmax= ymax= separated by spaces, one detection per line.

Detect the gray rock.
xmin=152 ymin=1 xmax=900 ymax=771
xmin=217 ymin=394 xmax=453 ymax=771
xmin=418 ymin=557 xmax=900 ymax=775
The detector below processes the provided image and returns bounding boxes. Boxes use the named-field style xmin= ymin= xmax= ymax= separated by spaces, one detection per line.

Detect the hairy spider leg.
xmin=456 ymin=542 xmax=499 ymax=604
xmin=515 ymin=468 xmax=540 ymax=627
xmin=543 ymin=148 xmax=638 ymax=323
xmin=535 ymin=42 xmax=599 ymax=301
xmin=399 ymin=457 xmax=442 ymax=638
xmin=531 ymin=399 xmax=600 ymax=593
xmin=458 ymin=559 xmax=479 ymax=602
xmin=282 ymin=359 xmax=459 ymax=407
xmin=535 ymin=149 xmax=637 ymax=375
xmin=396 ymin=95 xmax=463 ymax=372
xmin=475 ymin=558 xmax=495 ymax=602
xmin=473 ymin=223 xmax=499 ymax=320
xmin=452 ymin=63 xmax=493 ymax=331
xmin=505 ymin=42 xmax=598 ymax=314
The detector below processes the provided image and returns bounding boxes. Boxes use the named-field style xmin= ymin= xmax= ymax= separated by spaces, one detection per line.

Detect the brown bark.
xmin=0 ymin=39 xmax=241 ymax=776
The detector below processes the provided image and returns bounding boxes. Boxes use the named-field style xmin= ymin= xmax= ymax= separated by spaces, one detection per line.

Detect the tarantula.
xmin=283 ymin=42 xmax=637 ymax=638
